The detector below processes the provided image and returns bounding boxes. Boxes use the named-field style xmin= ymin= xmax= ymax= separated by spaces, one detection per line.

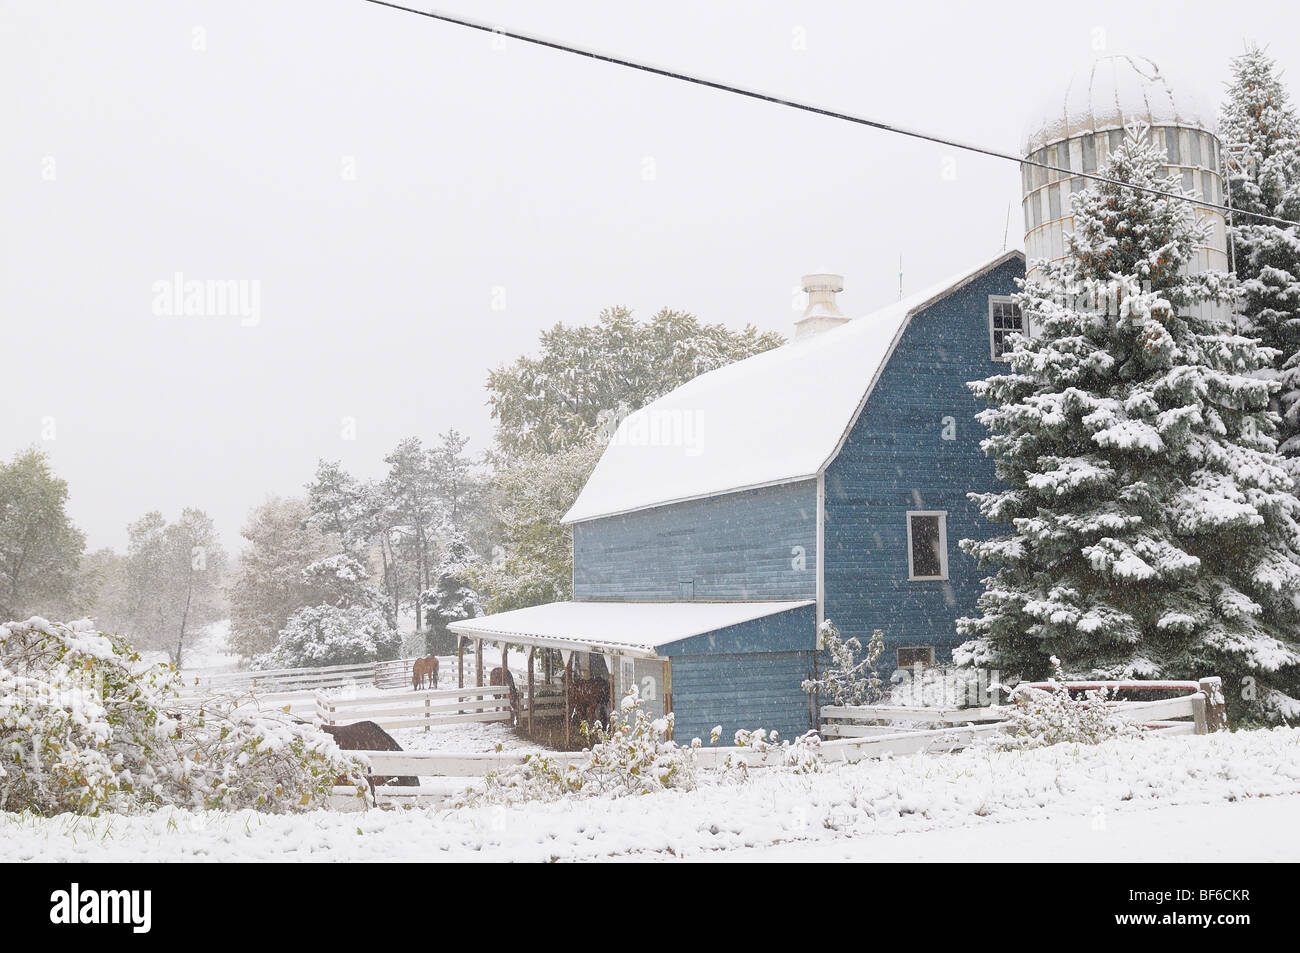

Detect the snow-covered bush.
xmin=996 ymin=658 xmax=1140 ymax=750
xmin=0 ymin=617 xmax=367 ymax=815
xmin=254 ymin=554 xmax=401 ymax=669
xmin=163 ymin=699 xmax=369 ymax=812
xmin=802 ymin=621 xmax=884 ymax=706
xmin=469 ymin=686 xmax=697 ymax=804
xmin=723 ymin=728 xmax=823 ymax=779
xmin=888 ymin=663 xmax=997 ymax=708
xmin=255 ymin=604 xmax=400 ymax=669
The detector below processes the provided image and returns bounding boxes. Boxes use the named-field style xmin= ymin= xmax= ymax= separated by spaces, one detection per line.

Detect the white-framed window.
xmin=906 ymin=511 xmax=948 ymax=581
xmin=988 ymin=295 xmax=1027 ymax=361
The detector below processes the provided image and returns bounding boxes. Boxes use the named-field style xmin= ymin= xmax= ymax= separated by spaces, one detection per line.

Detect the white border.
xmin=988 ymin=294 xmax=1026 ymax=362
xmin=905 ymin=510 xmax=948 ymax=581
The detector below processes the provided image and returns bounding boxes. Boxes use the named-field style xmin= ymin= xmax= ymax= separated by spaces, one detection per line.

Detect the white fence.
xmin=183 ymin=660 xmax=379 ymax=695
xmin=316 ymin=685 xmax=515 ymax=731
xmin=324 ymin=724 xmax=1017 ymax=810
xmin=820 ymin=677 xmax=1226 ymax=739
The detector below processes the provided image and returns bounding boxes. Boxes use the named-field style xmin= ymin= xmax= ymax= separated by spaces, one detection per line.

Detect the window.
xmin=988 ymin=295 xmax=1027 ymax=361
xmin=897 ymin=646 xmax=936 ymax=669
xmin=906 ymin=511 xmax=948 ymax=580
xmin=1048 ymin=183 xmax=1062 ymax=219
xmin=1182 ymin=170 xmax=1195 ymax=195
xmin=1189 ymin=131 xmax=1202 ymax=167
xmin=1081 ymin=134 xmax=1097 ymax=173
xmin=1202 ymin=171 xmax=1214 ymax=204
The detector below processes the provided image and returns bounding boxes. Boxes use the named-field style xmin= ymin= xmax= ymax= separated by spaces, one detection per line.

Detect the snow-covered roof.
xmin=562 ymin=249 xmax=1024 ymax=524
xmin=447 ymin=600 xmax=814 ymax=658
xmin=1024 ymin=53 xmax=1216 ymax=154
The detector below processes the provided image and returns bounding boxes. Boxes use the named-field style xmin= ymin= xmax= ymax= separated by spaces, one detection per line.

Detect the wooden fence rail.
xmin=820 ymin=676 xmax=1226 ymax=738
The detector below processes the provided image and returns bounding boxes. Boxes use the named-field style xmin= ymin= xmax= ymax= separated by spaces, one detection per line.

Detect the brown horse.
xmin=321 ymin=720 xmax=418 ymax=791
xmin=568 ymin=675 xmax=611 ymax=728
xmin=489 ymin=667 xmax=522 ymax=720
xmin=412 ymin=655 xmax=439 ymax=690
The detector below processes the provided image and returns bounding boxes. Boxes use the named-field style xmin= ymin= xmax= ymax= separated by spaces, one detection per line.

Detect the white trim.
xmin=561 ymin=474 xmax=818 ymax=525
xmin=905 ymin=510 xmax=949 ymax=581
xmin=816 ymin=472 xmax=825 ymax=630
xmin=987 ymin=294 xmax=1027 ymax=362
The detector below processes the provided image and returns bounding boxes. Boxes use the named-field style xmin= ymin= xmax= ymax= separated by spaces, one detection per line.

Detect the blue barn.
xmin=451 ymin=249 xmax=1026 ymax=745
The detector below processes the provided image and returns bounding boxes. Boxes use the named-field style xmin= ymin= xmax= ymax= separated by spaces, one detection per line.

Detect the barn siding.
xmin=572 ymin=481 xmax=818 ymax=601
xmin=822 ymin=256 xmax=1024 ymax=668
xmin=660 ymin=604 xmax=817 ymax=744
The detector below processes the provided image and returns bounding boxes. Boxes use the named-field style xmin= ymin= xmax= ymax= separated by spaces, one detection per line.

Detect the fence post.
xmin=1198 ymin=677 xmax=1227 ymax=733
xmin=424 ymin=693 xmax=430 ymax=733
xmin=1191 ymin=691 xmax=1208 ymax=734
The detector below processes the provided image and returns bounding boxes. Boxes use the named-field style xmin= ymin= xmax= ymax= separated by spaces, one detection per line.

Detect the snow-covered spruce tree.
xmin=1220 ymin=46 xmax=1300 ymax=484
xmin=420 ymin=532 xmax=482 ymax=655
xmin=956 ymin=124 xmax=1300 ymax=722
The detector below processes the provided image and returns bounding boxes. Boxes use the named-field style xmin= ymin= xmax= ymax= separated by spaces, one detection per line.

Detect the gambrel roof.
xmin=562 ymin=249 xmax=1025 ymax=524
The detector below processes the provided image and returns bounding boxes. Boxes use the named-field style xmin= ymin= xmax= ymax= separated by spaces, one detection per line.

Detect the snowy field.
xmin=4 ymin=727 xmax=1298 ymax=862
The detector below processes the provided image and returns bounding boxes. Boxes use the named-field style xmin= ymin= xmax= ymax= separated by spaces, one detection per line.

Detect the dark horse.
xmin=322 ymin=720 xmax=419 ymax=792
xmin=568 ymin=675 xmax=611 ymax=729
xmin=489 ymin=666 xmax=521 ymax=722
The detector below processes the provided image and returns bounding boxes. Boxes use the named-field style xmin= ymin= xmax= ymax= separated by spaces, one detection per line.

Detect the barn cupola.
xmin=794 ymin=273 xmax=850 ymax=340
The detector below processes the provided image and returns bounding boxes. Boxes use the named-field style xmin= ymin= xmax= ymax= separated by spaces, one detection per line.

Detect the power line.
xmin=361 ymin=1 xmax=1300 ymax=231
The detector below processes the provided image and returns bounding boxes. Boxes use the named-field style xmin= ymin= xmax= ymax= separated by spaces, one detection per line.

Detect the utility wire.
xmin=361 ymin=0 xmax=1300 ymax=230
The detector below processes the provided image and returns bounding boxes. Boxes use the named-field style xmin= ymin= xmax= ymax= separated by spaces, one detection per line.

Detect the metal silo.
xmin=1021 ymin=54 xmax=1229 ymax=290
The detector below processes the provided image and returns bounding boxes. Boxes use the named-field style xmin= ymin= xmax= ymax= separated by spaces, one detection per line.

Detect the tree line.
xmin=0 ymin=308 xmax=781 ymax=669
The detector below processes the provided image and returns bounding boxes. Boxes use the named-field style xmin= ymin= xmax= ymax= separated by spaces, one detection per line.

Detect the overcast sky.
xmin=4 ymin=0 xmax=1298 ymax=551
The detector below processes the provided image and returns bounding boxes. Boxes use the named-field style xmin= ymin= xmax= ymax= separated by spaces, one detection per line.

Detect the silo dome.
xmin=1020 ymin=54 xmax=1228 ymax=287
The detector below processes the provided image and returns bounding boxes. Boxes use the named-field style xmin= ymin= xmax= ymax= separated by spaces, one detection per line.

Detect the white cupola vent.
xmin=794 ymin=273 xmax=850 ymax=340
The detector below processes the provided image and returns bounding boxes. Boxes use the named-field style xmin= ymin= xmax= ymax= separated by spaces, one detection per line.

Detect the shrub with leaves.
xmin=722 ymin=727 xmax=823 ymax=779
xmin=802 ymin=620 xmax=885 ymax=707
xmin=470 ymin=686 xmax=697 ymax=804
xmin=996 ymin=658 xmax=1140 ymax=749
xmin=0 ymin=617 xmax=367 ymax=815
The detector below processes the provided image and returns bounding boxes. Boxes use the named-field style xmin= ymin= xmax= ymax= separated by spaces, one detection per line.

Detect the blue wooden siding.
xmin=822 ymin=256 xmax=1024 ymax=667
xmin=660 ymin=604 xmax=816 ymax=744
xmin=573 ymin=480 xmax=818 ymax=601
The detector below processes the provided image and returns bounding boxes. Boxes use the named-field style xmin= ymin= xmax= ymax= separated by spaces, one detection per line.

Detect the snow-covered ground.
xmin=139 ymin=619 xmax=244 ymax=675
xmin=4 ymin=726 xmax=1298 ymax=862
xmin=708 ymin=796 xmax=1300 ymax=862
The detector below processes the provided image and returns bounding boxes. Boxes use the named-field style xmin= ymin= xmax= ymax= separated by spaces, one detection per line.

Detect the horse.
xmin=411 ymin=655 xmax=439 ymax=690
xmin=321 ymin=720 xmax=419 ymax=792
xmin=489 ymin=667 xmax=521 ymax=721
xmin=568 ymin=675 xmax=611 ymax=729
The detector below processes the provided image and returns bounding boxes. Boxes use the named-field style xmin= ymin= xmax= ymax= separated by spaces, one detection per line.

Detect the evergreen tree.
xmin=420 ymin=532 xmax=482 ymax=655
xmin=1219 ymin=46 xmax=1300 ymax=483
xmin=957 ymin=124 xmax=1300 ymax=722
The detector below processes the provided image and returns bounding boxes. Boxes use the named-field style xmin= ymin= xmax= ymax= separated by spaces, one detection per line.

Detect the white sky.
xmin=4 ymin=0 xmax=1298 ymax=551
